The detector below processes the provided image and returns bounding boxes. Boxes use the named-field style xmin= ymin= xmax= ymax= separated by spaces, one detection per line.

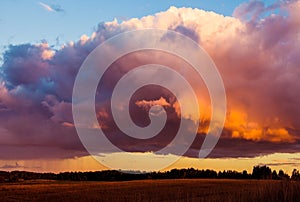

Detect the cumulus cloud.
xmin=0 ymin=1 xmax=300 ymax=160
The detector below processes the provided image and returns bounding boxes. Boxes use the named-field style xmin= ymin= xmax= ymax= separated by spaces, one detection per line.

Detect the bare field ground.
xmin=0 ymin=179 xmax=299 ymax=202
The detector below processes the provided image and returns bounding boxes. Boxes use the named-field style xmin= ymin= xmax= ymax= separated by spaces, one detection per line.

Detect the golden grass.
xmin=0 ymin=179 xmax=299 ymax=202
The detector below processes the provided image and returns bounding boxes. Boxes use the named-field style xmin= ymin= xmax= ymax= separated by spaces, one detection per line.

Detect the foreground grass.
xmin=0 ymin=179 xmax=299 ymax=202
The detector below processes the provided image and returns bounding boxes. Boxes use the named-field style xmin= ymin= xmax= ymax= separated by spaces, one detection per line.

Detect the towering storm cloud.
xmin=0 ymin=0 xmax=299 ymax=160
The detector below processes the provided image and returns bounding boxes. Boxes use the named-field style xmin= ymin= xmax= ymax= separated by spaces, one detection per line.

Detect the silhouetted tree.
xmin=252 ymin=165 xmax=272 ymax=179
xmin=291 ymin=169 xmax=300 ymax=180
xmin=272 ymin=170 xmax=279 ymax=180
xmin=278 ymin=169 xmax=290 ymax=180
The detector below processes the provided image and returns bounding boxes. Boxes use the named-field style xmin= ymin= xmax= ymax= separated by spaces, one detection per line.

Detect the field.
xmin=0 ymin=179 xmax=300 ymax=202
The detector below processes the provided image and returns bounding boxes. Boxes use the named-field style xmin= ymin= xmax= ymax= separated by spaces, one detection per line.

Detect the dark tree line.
xmin=0 ymin=165 xmax=299 ymax=183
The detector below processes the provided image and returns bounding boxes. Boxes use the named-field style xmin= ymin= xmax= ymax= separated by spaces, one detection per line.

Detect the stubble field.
xmin=0 ymin=179 xmax=300 ymax=202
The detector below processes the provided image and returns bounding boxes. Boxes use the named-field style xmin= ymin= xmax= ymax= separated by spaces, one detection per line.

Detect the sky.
xmin=0 ymin=0 xmax=299 ymax=174
xmin=0 ymin=0 xmax=278 ymax=51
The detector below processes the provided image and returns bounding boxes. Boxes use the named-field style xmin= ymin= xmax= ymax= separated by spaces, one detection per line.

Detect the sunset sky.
xmin=0 ymin=0 xmax=299 ymax=174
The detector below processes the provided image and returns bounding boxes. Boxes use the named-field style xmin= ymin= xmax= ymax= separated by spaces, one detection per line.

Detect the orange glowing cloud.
xmin=227 ymin=110 xmax=295 ymax=143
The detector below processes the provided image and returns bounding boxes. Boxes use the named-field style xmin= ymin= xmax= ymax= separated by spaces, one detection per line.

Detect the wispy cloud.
xmin=38 ymin=2 xmax=64 ymax=13
xmin=38 ymin=2 xmax=54 ymax=12
xmin=262 ymin=162 xmax=300 ymax=167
